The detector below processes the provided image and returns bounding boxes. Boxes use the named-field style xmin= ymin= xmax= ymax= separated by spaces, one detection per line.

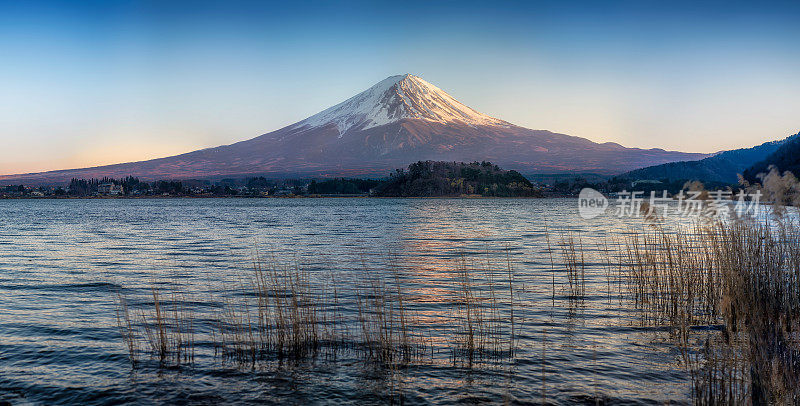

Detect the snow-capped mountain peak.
xmin=292 ymin=74 xmax=508 ymax=136
xmin=0 ymin=73 xmax=710 ymax=184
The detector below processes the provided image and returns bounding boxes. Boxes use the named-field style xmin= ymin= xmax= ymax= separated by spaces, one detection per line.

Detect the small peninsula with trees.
xmin=372 ymin=161 xmax=541 ymax=197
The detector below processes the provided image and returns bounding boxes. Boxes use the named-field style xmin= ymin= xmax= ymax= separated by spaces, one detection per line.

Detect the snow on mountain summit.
xmin=292 ymin=74 xmax=508 ymax=136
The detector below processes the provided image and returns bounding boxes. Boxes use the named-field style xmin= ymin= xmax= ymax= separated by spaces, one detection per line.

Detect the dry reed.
xmin=116 ymin=254 xmax=519 ymax=371
xmin=604 ymin=215 xmax=800 ymax=403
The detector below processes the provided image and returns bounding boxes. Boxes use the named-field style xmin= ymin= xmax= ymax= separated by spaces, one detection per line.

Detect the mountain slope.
xmin=743 ymin=132 xmax=800 ymax=182
xmin=620 ymin=135 xmax=791 ymax=184
xmin=0 ymin=74 xmax=707 ymax=184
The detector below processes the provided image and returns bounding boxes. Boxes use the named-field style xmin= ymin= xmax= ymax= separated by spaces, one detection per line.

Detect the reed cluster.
xmin=558 ymin=232 xmax=586 ymax=299
xmin=215 ymin=264 xmax=339 ymax=362
xmin=450 ymin=254 xmax=517 ymax=365
xmin=116 ymin=255 xmax=519 ymax=370
xmin=620 ymin=224 xmax=719 ymax=329
xmin=116 ymin=286 xmax=195 ymax=365
xmin=608 ymin=215 xmax=800 ymax=404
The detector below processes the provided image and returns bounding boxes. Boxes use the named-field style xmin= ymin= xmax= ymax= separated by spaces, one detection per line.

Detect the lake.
xmin=0 ymin=198 xmax=696 ymax=404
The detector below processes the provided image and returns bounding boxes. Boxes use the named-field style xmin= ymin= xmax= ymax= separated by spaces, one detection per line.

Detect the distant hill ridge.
xmin=743 ymin=131 xmax=800 ymax=182
xmin=620 ymin=133 xmax=797 ymax=184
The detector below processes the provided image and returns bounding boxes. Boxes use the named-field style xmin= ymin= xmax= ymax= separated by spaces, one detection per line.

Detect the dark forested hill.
xmin=620 ymin=134 xmax=794 ymax=184
xmin=743 ymin=132 xmax=800 ymax=182
xmin=372 ymin=161 xmax=541 ymax=197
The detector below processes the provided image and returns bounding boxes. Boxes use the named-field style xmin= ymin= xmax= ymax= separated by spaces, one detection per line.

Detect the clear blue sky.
xmin=2 ymin=0 xmax=799 ymax=174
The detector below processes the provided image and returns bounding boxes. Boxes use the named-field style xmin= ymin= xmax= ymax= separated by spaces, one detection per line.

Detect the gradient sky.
xmin=2 ymin=0 xmax=799 ymax=175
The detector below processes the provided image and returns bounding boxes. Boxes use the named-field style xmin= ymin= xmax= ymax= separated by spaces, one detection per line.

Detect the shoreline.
xmin=0 ymin=194 xmax=555 ymax=200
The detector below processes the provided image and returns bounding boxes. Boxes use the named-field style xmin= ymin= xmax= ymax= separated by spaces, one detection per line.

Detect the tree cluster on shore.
xmin=372 ymin=161 xmax=542 ymax=197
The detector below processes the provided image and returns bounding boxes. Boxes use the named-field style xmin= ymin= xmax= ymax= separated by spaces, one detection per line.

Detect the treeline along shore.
xmin=3 ymin=160 xmax=799 ymax=201
xmin=0 ymin=161 xmax=544 ymax=198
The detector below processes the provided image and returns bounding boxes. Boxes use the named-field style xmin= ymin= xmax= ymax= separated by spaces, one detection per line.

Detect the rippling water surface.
xmin=0 ymin=198 xmax=694 ymax=404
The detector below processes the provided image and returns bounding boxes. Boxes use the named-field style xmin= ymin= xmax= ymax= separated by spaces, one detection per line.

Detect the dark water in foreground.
xmin=0 ymin=198 xmax=693 ymax=405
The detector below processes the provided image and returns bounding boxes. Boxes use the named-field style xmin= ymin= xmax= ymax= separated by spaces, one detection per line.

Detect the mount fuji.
xmin=1 ymin=74 xmax=707 ymax=184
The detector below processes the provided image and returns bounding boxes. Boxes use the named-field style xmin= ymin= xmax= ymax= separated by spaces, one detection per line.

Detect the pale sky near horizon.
xmin=1 ymin=0 xmax=799 ymax=175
